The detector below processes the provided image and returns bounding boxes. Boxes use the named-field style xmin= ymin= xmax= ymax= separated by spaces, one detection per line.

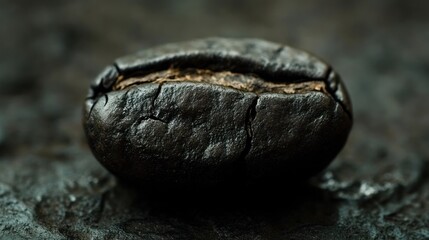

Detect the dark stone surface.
xmin=1 ymin=1 xmax=428 ymax=239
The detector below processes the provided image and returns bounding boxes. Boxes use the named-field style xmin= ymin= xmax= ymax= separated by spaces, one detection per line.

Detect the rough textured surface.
xmin=246 ymin=92 xmax=350 ymax=183
xmin=85 ymin=38 xmax=352 ymax=189
xmin=114 ymin=37 xmax=329 ymax=81
xmin=86 ymin=82 xmax=256 ymax=189
xmin=1 ymin=1 xmax=429 ymax=239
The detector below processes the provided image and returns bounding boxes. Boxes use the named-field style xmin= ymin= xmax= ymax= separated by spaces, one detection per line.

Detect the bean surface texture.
xmin=83 ymin=38 xmax=353 ymax=190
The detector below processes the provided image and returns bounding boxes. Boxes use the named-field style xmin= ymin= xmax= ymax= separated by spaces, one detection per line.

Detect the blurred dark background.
xmin=1 ymin=1 xmax=428 ymax=239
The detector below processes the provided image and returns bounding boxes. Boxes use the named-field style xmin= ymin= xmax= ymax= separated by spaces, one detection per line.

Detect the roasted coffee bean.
xmin=83 ymin=38 xmax=353 ymax=190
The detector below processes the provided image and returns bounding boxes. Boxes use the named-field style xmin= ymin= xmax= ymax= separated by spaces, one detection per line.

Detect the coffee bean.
xmin=83 ymin=38 xmax=353 ymax=190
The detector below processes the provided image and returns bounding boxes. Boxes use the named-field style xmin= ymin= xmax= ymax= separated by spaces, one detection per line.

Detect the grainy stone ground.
xmin=1 ymin=1 xmax=428 ymax=239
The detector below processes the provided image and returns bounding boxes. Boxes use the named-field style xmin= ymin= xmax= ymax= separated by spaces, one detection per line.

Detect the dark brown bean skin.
xmin=83 ymin=38 xmax=353 ymax=190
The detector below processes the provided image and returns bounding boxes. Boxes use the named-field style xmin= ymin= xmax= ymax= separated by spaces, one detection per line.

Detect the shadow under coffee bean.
xmin=83 ymin=37 xmax=353 ymax=191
